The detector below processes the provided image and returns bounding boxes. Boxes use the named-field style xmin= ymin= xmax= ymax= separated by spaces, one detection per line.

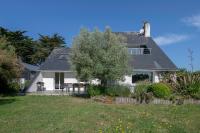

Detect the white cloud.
xmin=154 ymin=34 xmax=189 ymax=46
xmin=182 ymin=14 xmax=200 ymax=28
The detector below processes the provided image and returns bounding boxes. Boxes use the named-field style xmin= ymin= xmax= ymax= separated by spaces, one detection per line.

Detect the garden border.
xmin=115 ymin=97 xmax=200 ymax=105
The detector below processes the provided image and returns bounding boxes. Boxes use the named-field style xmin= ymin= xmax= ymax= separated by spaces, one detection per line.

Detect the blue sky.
xmin=0 ymin=0 xmax=200 ymax=70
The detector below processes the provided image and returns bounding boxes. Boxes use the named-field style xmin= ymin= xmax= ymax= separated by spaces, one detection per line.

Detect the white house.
xmin=26 ymin=22 xmax=177 ymax=93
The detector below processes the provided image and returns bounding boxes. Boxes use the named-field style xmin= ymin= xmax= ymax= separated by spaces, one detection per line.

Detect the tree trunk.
xmin=101 ymin=79 xmax=107 ymax=87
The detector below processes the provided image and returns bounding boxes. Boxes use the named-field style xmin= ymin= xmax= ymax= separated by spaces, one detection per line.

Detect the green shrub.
xmin=87 ymin=84 xmax=131 ymax=97
xmin=187 ymin=82 xmax=200 ymax=94
xmin=162 ymin=71 xmax=200 ymax=96
xmin=105 ymin=85 xmax=131 ymax=97
xmin=192 ymin=92 xmax=200 ymax=99
xmin=7 ymin=82 xmax=20 ymax=94
xmin=147 ymin=83 xmax=171 ymax=98
xmin=134 ymin=83 xmax=153 ymax=103
xmin=188 ymin=82 xmax=200 ymax=99
xmin=134 ymin=83 xmax=149 ymax=96
xmin=87 ymin=85 xmax=102 ymax=97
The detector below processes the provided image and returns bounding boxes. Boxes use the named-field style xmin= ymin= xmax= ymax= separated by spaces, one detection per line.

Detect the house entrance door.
xmin=55 ymin=72 xmax=64 ymax=90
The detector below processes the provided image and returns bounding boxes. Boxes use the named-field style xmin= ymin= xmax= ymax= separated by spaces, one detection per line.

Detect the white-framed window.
xmin=128 ymin=48 xmax=151 ymax=55
xmin=132 ymin=71 xmax=153 ymax=83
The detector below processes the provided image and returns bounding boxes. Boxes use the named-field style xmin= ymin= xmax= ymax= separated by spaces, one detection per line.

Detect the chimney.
xmin=143 ymin=21 xmax=150 ymax=37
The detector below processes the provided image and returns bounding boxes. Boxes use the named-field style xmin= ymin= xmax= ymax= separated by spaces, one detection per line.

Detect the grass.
xmin=0 ymin=96 xmax=200 ymax=133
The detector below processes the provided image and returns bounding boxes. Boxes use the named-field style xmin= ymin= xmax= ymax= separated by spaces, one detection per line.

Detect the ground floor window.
xmin=132 ymin=71 xmax=153 ymax=83
xmin=55 ymin=72 xmax=64 ymax=89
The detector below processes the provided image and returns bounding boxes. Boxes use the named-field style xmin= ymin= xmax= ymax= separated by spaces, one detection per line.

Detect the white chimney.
xmin=143 ymin=22 xmax=150 ymax=37
xmin=139 ymin=28 xmax=144 ymax=34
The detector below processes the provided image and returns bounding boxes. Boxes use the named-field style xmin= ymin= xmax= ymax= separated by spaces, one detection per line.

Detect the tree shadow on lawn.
xmin=0 ymin=98 xmax=16 ymax=105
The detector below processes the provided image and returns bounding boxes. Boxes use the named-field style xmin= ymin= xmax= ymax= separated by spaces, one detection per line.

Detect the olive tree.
xmin=71 ymin=28 xmax=129 ymax=86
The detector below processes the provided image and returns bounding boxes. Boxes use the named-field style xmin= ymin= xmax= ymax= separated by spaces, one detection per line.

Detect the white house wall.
xmin=42 ymin=72 xmax=80 ymax=90
xmin=153 ymin=71 xmax=160 ymax=83
xmin=19 ymin=78 xmax=25 ymax=90
xmin=27 ymin=70 xmax=162 ymax=92
xmin=27 ymin=72 xmax=43 ymax=92
xmin=91 ymin=79 xmax=100 ymax=85
xmin=64 ymin=72 xmax=78 ymax=83
xmin=64 ymin=72 xmax=100 ymax=84
xmin=64 ymin=78 xmax=78 ymax=83
xmin=119 ymin=75 xmax=133 ymax=85
xmin=42 ymin=72 xmax=55 ymax=90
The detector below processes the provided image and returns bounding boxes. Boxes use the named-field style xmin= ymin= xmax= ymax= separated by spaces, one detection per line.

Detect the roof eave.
xmin=39 ymin=69 xmax=73 ymax=72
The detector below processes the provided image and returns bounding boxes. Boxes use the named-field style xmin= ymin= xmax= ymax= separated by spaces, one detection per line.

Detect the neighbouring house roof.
xmin=39 ymin=47 xmax=71 ymax=71
xmin=22 ymin=62 xmax=39 ymax=71
xmin=115 ymin=32 xmax=177 ymax=71
xmin=39 ymin=32 xmax=177 ymax=72
xmin=20 ymin=62 xmax=39 ymax=79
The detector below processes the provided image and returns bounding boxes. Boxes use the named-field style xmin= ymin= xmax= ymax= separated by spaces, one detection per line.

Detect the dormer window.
xmin=128 ymin=48 xmax=151 ymax=55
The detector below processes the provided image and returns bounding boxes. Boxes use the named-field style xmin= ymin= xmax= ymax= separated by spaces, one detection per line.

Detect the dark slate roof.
xmin=115 ymin=32 xmax=149 ymax=47
xmin=22 ymin=62 xmax=39 ymax=71
xmin=40 ymin=32 xmax=177 ymax=71
xmin=39 ymin=47 xmax=71 ymax=71
xmin=115 ymin=32 xmax=177 ymax=71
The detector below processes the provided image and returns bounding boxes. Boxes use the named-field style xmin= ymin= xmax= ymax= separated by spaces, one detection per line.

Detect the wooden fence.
xmin=115 ymin=97 xmax=200 ymax=105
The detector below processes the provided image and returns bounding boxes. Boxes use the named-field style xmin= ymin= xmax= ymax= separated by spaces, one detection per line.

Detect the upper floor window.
xmin=128 ymin=48 xmax=151 ymax=55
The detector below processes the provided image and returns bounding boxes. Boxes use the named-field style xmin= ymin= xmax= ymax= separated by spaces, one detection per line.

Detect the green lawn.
xmin=0 ymin=96 xmax=200 ymax=133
